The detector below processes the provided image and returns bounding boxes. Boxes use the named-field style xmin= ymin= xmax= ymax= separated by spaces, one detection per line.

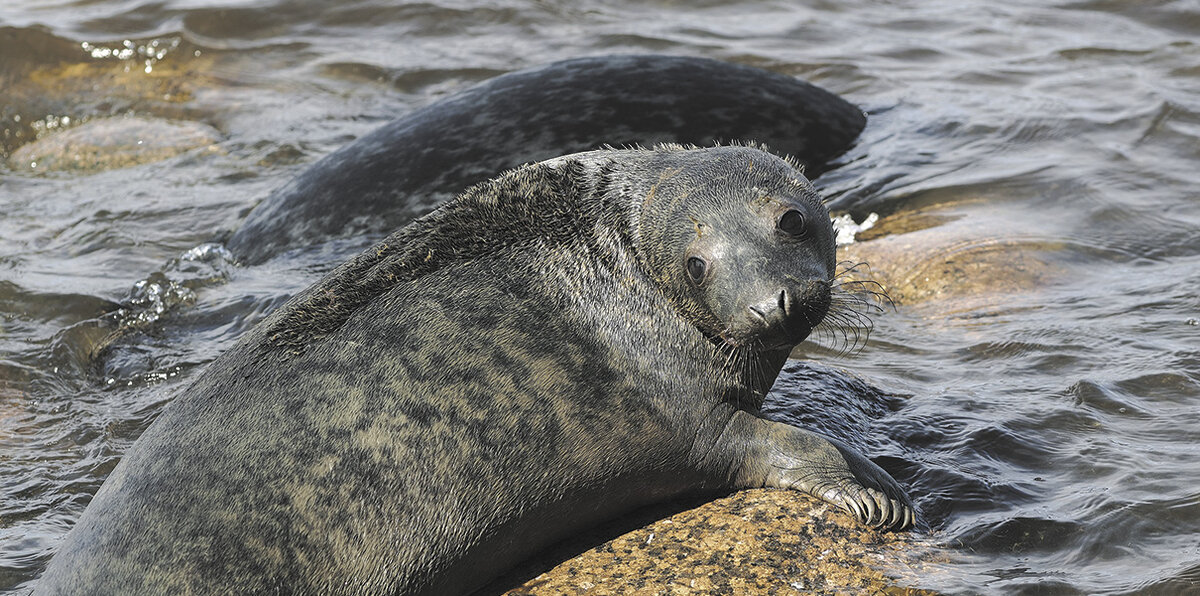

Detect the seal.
xmin=36 ymin=145 xmax=913 ymax=595
xmin=226 ymin=54 xmax=866 ymax=264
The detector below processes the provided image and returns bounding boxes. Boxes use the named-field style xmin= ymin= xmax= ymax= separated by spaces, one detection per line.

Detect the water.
xmin=2 ymin=1 xmax=1198 ymax=593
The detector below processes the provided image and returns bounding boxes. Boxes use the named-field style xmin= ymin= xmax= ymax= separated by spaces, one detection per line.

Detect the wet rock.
xmin=0 ymin=27 xmax=217 ymax=157
xmin=837 ymin=202 xmax=1060 ymax=309
xmin=7 ymin=116 xmax=220 ymax=174
xmin=495 ymin=489 xmax=938 ymax=595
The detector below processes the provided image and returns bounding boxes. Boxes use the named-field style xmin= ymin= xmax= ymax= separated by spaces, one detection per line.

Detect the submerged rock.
xmin=7 ymin=116 xmax=220 ymax=174
xmin=0 ymin=27 xmax=219 ymax=159
xmin=837 ymin=202 xmax=1060 ymax=309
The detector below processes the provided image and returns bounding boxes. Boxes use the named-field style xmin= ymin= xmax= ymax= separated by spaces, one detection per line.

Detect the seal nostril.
xmin=748 ymin=304 xmax=767 ymax=321
xmin=778 ymin=288 xmax=789 ymax=317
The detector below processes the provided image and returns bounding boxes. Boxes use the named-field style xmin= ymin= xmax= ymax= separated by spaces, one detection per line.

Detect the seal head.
xmin=632 ymin=146 xmax=835 ymax=352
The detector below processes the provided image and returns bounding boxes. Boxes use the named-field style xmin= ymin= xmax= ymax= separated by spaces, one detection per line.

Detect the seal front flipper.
xmin=717 ymin=409 xmax=916 ymax=531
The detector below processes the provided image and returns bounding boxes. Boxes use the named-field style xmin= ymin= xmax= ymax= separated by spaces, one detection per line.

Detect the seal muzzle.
xmin=732 ymin=279 xmax=831 ymax=350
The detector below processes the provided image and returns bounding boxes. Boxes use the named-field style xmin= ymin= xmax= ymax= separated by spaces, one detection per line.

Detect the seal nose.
xmin=743 ymin=283 xmax=829 ymax=343
xmin=746 ymin=289 xmax=790 ymax=327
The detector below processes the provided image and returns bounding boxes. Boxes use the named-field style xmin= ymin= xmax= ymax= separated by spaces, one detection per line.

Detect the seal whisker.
xmin=812 ymin=315 xmax=851 ymax=357
xmin=809 ymin=264 xmax=892 ymax=357
xmin=830 ymin=312 xmax=869 ymax=356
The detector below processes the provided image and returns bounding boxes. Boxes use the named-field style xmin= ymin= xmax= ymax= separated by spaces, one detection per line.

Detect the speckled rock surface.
xmin=494 ymin=489 xmax=939 ymax=596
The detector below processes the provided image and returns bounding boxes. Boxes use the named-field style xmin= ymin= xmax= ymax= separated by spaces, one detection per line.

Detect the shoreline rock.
xmin=6 ymin=116 xmax=220 ymax=174
xmin=494 ymin=489 xmax=939 ymax=595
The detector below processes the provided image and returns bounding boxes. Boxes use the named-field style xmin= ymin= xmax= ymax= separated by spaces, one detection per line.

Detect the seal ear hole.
xmin=686 ymin=256 xmax=708 ymax=282
xmin=778 ymin=209 xmax=808 ymax=238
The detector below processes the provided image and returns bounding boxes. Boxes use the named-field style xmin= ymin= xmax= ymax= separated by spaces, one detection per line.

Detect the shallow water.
xmin=2 ymin=1 xmax=1199 ymax=594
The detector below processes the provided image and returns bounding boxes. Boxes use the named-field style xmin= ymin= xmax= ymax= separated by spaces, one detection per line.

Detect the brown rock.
xmin=7 ymin=116 xmax=220 ymax=174
xmin=0 ymin=27 xmax=219 ymax=158
xmin=837 ymin=201 xmax=1061 ymax=311
xmin=493 ymin=489 xmax=939 ymax=596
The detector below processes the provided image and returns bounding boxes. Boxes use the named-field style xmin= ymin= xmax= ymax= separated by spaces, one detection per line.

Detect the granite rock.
xmin=494 ymin=489 xmax=940 ymax=596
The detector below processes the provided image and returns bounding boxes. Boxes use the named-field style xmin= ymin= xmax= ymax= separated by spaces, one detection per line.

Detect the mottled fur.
xmin=227 ymin=55 xmax=867 ymax=264
xmin=37 ymin=146 xmax=912 ymax=596
xmin=265 ymin=160 xmax=602 ymax=354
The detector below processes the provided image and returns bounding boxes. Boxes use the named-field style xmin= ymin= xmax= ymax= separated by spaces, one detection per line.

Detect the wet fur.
xmin=37 ymin=146 xmax=912 ymax=596
xmin=226 ymin=55 xmax=867 ymax=264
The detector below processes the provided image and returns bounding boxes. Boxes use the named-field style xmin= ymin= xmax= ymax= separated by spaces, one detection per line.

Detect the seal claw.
xmin=735 ymin=415 xmax=915 ymax=532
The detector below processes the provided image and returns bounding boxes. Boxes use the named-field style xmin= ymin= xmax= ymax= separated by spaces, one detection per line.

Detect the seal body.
xmin=37 ymin=146 xmax=912 ymax=595
xmin=226 ymin=54 xmax=866 ymax=264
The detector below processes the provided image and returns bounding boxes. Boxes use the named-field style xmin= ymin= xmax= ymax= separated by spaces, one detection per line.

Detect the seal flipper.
xmin=718 ymin=409 xmax=915 ymax=531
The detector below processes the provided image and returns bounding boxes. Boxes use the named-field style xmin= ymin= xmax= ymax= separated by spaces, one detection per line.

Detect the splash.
xmin=832 ymin=212 xmax=879 ymax=246
xmin=116 ymin=243 xmax=235 ymax=330
xmin=79 ymin=37 xmax=181 ymax=74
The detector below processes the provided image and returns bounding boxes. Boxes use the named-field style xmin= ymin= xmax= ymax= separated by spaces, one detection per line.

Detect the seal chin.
xmin=720 ymin=323 xmax=813 ymax=352
xmin=758 ymin=328 xmax=814 ymax=352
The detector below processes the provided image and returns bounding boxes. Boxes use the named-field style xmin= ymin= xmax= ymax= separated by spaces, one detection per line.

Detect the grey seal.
xmin=226 ymin=54 xmax=866 ymax=264
xmin=37 ymin=145 xmax=912 ymax=595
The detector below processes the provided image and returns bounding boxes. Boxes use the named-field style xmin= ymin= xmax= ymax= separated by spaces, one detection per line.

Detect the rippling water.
xmin=2 ymin=1 xmax=1199 ymax=594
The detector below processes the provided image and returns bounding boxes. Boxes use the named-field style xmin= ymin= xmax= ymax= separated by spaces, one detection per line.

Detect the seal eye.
xmin=686 ymin=256 xmax=707 ymax=282
xmin=778 ymin=209 xmax=807 ymax=238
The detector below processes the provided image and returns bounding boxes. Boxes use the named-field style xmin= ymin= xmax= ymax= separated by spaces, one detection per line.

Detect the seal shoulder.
xmin=265 ymin=159 xmax=604 ymax=354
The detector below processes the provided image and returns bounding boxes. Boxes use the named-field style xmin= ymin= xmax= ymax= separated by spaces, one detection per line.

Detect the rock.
xmin=7 ymin=116 xmax=220 ymax=174
xmin=494 ymin=490 xmax=939 ymax=595
xmin=0 ymin=27 xmax=217 ymax=159
xmin=837 ymin=202 xmax=1059 ymax=310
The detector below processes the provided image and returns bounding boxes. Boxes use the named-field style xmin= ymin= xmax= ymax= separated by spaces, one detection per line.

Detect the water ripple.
xmin=2 ymin=0 xmax=1200 ymax=593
